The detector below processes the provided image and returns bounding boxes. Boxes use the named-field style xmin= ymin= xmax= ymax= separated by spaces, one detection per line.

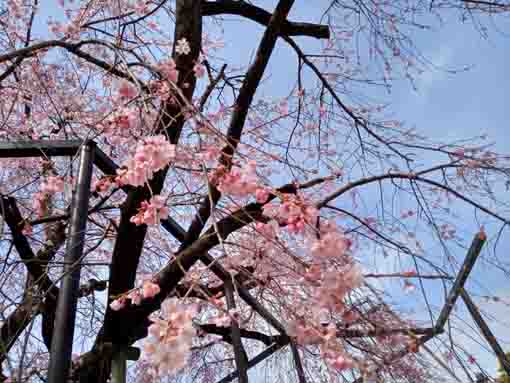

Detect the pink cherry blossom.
xmin=128 ymin=289 xmax=143 ymax=305
xmin=117 ymin=80 xmax=138 ymax=100
xmin=22 ymin=223 xmax=33 ymax=235
xmin=158 ymin=58 xmax=179 ymax=83
xmin=310 ymin=230 xmax=350 ymax=259
xmin=110 ymin=297 xmax=127 ymax=311
xmin=142 ymin=281 xmax=161 ymax=299
xmin=92 ymin=177 xmax=113 ymax=193
xmin=329 ymin=355 xmax=355 ymax=371
xmin=130 ymin=195 xmax=169 ymax=226
xmin=255 ymin=187 xmax=271 ymax=203
xmin=143 ymin=298 xmax=195 ymax=376
xmin=263 ymin=194 xmax=318 ymax=233
xmin=116 ymin=136 xmax=176 ymax=187
xmin=216 ymin=161 xmax=259 ymax=197
xmin=287 ymin=321 xmax=322 ymax=345
xmin=193 ymin=63 xmax=206 ymax=78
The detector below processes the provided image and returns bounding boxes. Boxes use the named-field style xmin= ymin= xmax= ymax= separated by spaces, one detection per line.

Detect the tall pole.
xmin=435 ymin=233 xmax=485 ymax=332
xmin=460 ymin=289 xmax=510 ymax=377
xmin=224 ymin=279 xmax=249 ymax=383
xmin=48 ymin=141 xmax=95 ymax=383
xmin=111 ymin=347 xmax=141 ymax=383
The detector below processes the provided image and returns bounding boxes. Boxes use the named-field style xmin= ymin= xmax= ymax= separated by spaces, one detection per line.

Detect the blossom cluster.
xmin=143 ymin=298 xmax=196 ymax=376
xmin=263 ymin=194 xmax=319 ymax=233
xmin=288 ymin=322 xmax=356 ymax=371
xmin=33 ymin=176 xmax=65 ymax=217
xmin=103 ymin=107 xmax=142 ymax=142
xmin=110 ymin=280 xmax=161 ymax=311
xmin=216 ymin=161 xmax=258 ymax=197
xmin=115 ymin=135 xmax=176 ymax=187
xmin=157 ymin=58 xmax=179 ymax=83
xmin=314 ymin=266 xmax=363 ymax=310
xmin=130 ymin=195 xmax=169 ymax=226
xmin=282 ymin=220 xmax=364 ymax=372
xmin=206 ymin=293 xmax=241 ymax=328
xmin=309 ymin=230 xmax=351 ymax=259
xmin=116 ymin=80 xmax=138 ymax=100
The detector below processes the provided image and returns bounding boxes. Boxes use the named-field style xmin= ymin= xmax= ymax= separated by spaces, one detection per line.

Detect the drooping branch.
xmin=335 ymin=326 xmax=438 ymax=339
xmin=352 ymin=233 xmax=486 ymax=382
xmin=202 ymin=0 xmax=330 ymax=39
xmin=316 ymin=168 xmax=508 ymax=224
xmin=283 ymin=36 xmax=410 ymax=161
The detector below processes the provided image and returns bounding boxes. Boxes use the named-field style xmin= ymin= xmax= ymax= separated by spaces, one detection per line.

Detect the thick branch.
xmin=199 ymin=323 xmax=283 ymax=346
xmin=202 ymin=0 xmax=329 ymax=39
xmin=335 ymin=326 xmax=438 ymax=338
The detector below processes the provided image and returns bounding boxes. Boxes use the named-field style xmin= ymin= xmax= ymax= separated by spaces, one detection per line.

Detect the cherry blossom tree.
xmin=0 ymin=0 xmax=510 ymax=382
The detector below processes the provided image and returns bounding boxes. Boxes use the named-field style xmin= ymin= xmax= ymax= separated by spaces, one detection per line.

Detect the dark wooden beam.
xmin=435 ymin=233 xmax=486 ymax=331
xmin=460 ymin=288 xmax=510 ymax=376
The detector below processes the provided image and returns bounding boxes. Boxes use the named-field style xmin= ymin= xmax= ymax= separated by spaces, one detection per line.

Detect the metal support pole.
xmin=460 ymin=288 xmax=510 ymax=376
xmin=48 ymin=141 xmax=95 ymax=383
xmin=435 ymin=233 xmax=485 ymax=332
xmin=224 ymin=279 xmax=249 ymax=383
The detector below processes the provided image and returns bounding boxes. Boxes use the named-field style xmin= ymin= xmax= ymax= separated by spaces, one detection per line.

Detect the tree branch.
xmin=202 ymin=0 xmax=329 ymax=39
xmin=198 ymin=323 xmax=283 ymax=346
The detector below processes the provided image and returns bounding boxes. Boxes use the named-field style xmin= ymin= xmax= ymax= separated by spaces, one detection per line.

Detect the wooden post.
xmin=461 ymin=288 xmax=510 ymax=377
xmin=290 ymin=343 xmax=307 ymax=383
xmin=224 ymin=278 xmax=249 ymax=383
xmin=435 ymin=233 xmax=485 ymax=332
xmin=111 ymin=347 xmax=140 ymax=383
